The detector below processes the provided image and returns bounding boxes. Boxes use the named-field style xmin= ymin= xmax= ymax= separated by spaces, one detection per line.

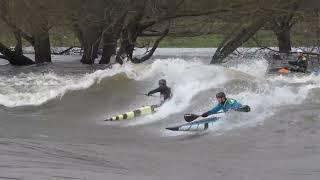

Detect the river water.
xmin=0 ymin=48 xmax=319 ymax=180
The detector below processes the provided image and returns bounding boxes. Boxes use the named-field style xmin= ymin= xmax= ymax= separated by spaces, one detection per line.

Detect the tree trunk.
xmin=115 ymin=29 xmax=132 ymax=65
xmin=25 ymin=0 xmax=51 ymax=64
xmin=275 ymin=28 xmax=291 ymax=53
xmin=115 ymin=37 xmax=127 ymax=65
xmin=115 ymin=10 xmax=144 ymax=64
xmin=0 ymin=42 xmax=34 ymax=65
xmin=34 ymin=29 xmax=51 ymax=63
xmin=73 ymin=24 xmax=84 ymax=47
xmin=115 ymin=30 xmax=137 ymax=64
xmin=211 ymin=17 xmax=266 ymax=64
xmin=14 ymin=31 xmax=23 ymax=56
xmin=317 ymin=8 xmax=320 ymax=62
xmin=80 ymin=26 xmax=101 ymax=64
xmin=99 ymin=32 xmax=116 ymax=64
xmin=272 ymin=17 xmax=293 ymax=53
xmin=271 ymin=1 xmax=299 ymax=54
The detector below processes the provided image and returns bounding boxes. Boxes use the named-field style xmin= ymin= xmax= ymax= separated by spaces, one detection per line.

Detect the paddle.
xmin=184 ymin=105 xmax=251 ymax=122
xmin=236 ymin=105 xmax=251 ymax=112
xmin=138 ymin=93 xmax=157 ymax=97
xmin=184 ymin=114 xmax=200 ymax=122
xmin=184 ymin=112 xmax=223 ymax=122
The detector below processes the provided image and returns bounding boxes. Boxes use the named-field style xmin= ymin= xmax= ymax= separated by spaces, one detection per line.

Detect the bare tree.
xmin=0 ymin=0 xmax=34 ymax=65
xmin=1 ymin=0 xmax=319 ymax=66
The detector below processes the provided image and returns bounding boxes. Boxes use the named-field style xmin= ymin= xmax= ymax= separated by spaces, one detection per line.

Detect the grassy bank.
xmin=137 ymin=31 xmax=285 ymax=48
xmin=0 ymin=30 xmax=316 ymax=48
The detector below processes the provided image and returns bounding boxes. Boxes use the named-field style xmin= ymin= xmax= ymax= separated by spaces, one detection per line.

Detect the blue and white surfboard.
xmin=166 ymin=117 xmax=220 ymax=132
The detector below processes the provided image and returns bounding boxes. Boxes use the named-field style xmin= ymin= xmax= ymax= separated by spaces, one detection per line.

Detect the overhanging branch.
xmin=132 ymin=27 xmax=169 ymax=63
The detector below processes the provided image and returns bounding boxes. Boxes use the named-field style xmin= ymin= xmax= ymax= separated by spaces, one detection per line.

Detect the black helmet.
xmin=216 ymin=92 xmax=226 ymax=99
xmin=159 ymin=79 xmax=166 ymax=86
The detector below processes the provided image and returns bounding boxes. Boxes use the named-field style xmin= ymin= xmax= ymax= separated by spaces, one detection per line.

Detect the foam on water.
xmin=0 ymin=53 xmax=319 ymax=133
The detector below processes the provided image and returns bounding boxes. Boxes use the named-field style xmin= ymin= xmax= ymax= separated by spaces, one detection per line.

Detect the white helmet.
xmin=297 ymin=49 xmax=303 ymax=53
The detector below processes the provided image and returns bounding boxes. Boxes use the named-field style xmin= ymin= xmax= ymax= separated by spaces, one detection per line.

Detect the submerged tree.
xmin=0 ymin=0 xmax=34 ymax=65
xmin=210 ymin=0 xmax=304 ymax=63
xmin=0 ymin=0 xmax=319 ymax=66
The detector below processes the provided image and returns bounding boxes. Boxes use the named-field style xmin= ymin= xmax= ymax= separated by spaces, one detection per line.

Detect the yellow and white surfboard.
xmin=105 ymin=105 xmax=158 ymax=121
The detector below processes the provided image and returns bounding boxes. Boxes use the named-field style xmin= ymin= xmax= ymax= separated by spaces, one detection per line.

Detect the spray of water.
xmin=0 ymin=55 xmax=319 ymax=133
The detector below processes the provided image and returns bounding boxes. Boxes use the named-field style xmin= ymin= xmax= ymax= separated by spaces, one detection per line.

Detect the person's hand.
xmin=201 ymin=112 xmax=209 ymax=117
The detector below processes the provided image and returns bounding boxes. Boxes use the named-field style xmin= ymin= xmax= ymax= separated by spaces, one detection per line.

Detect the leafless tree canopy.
xmin=0 ymin=0 xmax=319 ymax=65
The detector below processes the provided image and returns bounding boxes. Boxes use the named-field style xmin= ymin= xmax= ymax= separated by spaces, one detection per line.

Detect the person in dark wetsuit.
xmin=147 ymin=79 xmax=172 ymax=105
xmin=288 ymin=49 xmax=308 ymax=73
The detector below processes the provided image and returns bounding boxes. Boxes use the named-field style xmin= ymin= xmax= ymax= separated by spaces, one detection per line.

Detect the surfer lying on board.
xmin=147 ymin=79 xmax=172 ymax=106
xmin=201 ymin=92 xmax=250 ymax=117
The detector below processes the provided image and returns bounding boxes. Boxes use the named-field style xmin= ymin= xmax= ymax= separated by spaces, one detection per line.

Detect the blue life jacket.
xmin=207 ymin=98 xmax=241 ymax=115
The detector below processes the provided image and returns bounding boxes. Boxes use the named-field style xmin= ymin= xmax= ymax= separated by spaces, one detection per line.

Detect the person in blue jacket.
xmin=201 ymin=92 xmax=249 ymax=117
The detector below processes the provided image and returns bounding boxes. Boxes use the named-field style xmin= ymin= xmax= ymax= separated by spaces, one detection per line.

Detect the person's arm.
xmin=201 ymin=104 xmax=222 ymax=117
xmin=148 ymin=87 xmax=162 ymax=95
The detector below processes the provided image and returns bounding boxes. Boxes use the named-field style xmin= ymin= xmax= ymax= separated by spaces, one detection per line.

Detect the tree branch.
xmin=0 ymin=15 xmax=35 ymax=45
xmin=0 ymin=55 xmax=9 ymax=60
xmin=131 ymin=27 xmax=169 ymax=63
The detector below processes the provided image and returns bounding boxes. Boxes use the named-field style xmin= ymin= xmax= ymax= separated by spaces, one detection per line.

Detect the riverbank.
xmin=0 ymin=30 xmax=317 ymax=48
